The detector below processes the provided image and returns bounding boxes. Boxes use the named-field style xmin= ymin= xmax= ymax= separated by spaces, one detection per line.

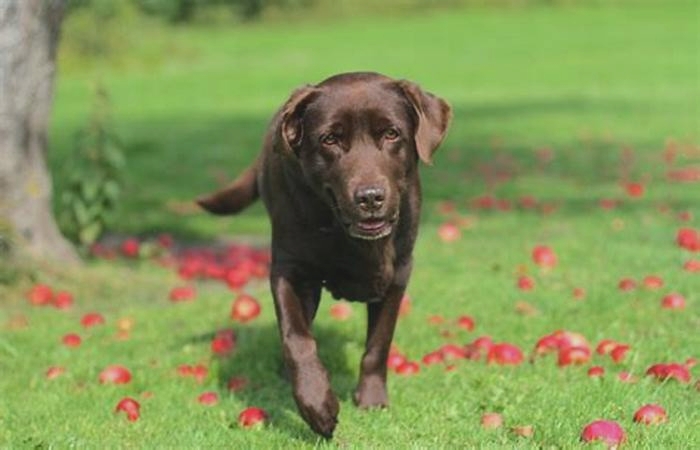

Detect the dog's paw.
xmin=295 ymin=387 xmax=339 ymax=439
xmin=292 ymin=365 xmax=339 ymax=438
xmin=353 ymin=376 xmax=389 ymax=409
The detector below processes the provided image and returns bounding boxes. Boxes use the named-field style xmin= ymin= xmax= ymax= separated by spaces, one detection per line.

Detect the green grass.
xmin=2 ymin=1 xmax=699 ymax=447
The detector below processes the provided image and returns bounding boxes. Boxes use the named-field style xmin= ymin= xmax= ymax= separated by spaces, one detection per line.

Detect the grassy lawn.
xmin=1 ymin=1 xmax=699 ymax=447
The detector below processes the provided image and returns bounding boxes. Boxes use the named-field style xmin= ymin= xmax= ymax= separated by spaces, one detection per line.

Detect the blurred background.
xmin=49 ymin=0 xmax=697 ymax=246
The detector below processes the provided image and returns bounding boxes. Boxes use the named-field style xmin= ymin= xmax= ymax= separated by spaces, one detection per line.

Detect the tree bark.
xmin=0 ymin=0 xmax=79 ymax=265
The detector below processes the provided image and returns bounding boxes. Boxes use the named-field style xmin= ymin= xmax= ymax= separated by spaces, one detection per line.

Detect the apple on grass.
xmin=115 ymin=397 xmax=140 ymax=421
xmin=231 ymin=294 xmax=261 ymax=323
xmin=238 ymin=407 xmax=268 ymax=428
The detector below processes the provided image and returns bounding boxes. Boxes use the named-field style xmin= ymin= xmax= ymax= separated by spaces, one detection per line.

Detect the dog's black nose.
xmin=354 ymin=187 xmax=385 ymax=211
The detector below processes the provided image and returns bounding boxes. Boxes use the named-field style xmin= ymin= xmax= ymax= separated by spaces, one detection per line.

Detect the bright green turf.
xmin=1 ymin=2 xmax=699 ymax=448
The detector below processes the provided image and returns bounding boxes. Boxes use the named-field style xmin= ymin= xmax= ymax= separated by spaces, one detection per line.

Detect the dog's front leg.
xmin=270 ymin=271 xmax=339 ymax=438
xmin=354 ymin=279 xmax=407 ymax=409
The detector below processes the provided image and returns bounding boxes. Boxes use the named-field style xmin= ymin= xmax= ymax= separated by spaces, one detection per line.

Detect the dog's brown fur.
xmin=198 ymin=72 xmax=451 ymax=438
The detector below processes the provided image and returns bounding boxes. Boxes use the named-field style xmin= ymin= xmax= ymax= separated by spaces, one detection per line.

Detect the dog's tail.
xmin=196 ymin=160 xmax=260 ymax=216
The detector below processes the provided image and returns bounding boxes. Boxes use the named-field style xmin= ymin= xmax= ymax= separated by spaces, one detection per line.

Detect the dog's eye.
xmin=321 ymin=134 xmax=338 ymax=146
xmin=384 ymin=128 xmax=400 ymax=141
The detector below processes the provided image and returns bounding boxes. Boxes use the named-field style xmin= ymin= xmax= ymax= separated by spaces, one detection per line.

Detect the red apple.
xmin=427 ymin=314 xmax=445 ymax=325
xmin=211 ymin=329 xmax=236 ymax=356
xmin=231 ymin=294 xmax=261 ymax=323
xmin=610 ymin=345 xmax=630 ymax=363
xmin=115 ymin=397 xmax=140 ymax=421
xmin=52 ymin=291 xmax=73 ymax=309
xmin=633 ymin=404 xmax=667 ymax=425
xmin=646 ymin=363 xmax=690 ymax=383
xmin=329 ymin=302 xmax=352 ymax=321
xmin=684 ymin=260 xmax=700 ymax=272
xmin=558 ymin=346 xmax=591 ymax=367
xmin=487 ymin=343 xmax=524 ymax=365
xmin=677 ymin=228 xmax=699 ymax=251
xmin=618 ymin=371 xmax=636 ymax=383
xmin=81 ymin=312 xmax=105 ymax=328
xmin=642 ymin=275 xmax=664 ymax=290
xmin=625 ymin=182 xmax=645 ymax=198
xmin=27 ymin=284 xmax=53 ymax=306
xmin=587 ymin=366 xmax=605 ymax=378
xmin=661 ymin=293 xmax=686 ymax=310
xmin=532 ymin=245 xmax=557 ymax=268
xmin=580 ymin=420 xmax=626 ymax=446
xmin=440 ymin=344 xmax=467 ymax=361
xmin=481 ymin=412 xmax=503 ymax=429
xmin=177 ymin=364 xmax=193 ymax=377
xmin=421 ymin=351 xmax=444 ymax=366
xmin=121 ymin=238 xmax=140 ymax=258
xmin=387 ymin=352 xmax=407 ymax=370
xmin=596 ymin=339 xmax=619 ymax=355
xmin=465 ymin=335 xmax=494 ymax=360
xmin=198 ymin=391 xmax=219 ymax=406
xmin=456 ymin=315 xmax=475 ymax=331
xmin=62 ymin=333 xmax=82 ymax=348
xmin=225 ymin=268 xmax=250 ymax=290
xmin=238 ymin=407 xmax=268 ymax=428
xmin=533 ymin=334 xmax=561 ymax=357
xmin=572 ymin=287 xmax=586 ymax=300
xmin=192 ymin=364 xmax=208 ymax=383
xmin=437 ymin=222 xmax=460 ymax=242
xmin=395 ymin=360 xmax=420 ymax=375
xmin=99 ymin=365 xmax=132 ymax=384
xmin=169 ymin=286 xmax=196 ymax=302
xmin=517 ymin=276 xmax=535 ymax=291
xmin=46 ymin=366 xmax=66 ymax=379
xmin=618 ymin=278 xmax=637 ymax=291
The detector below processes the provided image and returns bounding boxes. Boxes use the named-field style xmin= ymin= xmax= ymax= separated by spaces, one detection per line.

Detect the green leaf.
xmin=81 ymin=180 xmax=100 ymax=202
xmin=79 ymin=221 xmax=102 ymax=245
xmin=72 ymin=200 xmax=90 ymax=226
xmin=102 ymin=180 xmax=121 ymax=201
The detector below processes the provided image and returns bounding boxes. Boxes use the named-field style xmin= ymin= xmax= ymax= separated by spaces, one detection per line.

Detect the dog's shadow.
xmin=187 ymin=322 xmax=360 ymax=441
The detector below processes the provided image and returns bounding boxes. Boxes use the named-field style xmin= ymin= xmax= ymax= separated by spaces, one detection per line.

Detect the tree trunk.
xmin=0 ymin=0 xmax=79 ymax=265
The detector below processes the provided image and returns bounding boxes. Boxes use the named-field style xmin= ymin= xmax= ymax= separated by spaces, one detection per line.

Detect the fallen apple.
xmin=587 ymin=366 xmax=605 ymax=378
xmin=46 ymin=366 xmax=66 ymax=379
xmin=481 ymin=412 xmax=503 ymax=429
xmin=661 ymin=293 xmax=686 ymax=310
xmin=81 ymin=312 xmax=105 ymax=328
xmin=517 ymin=276 xmax=535 ymax=291
xmin=456 ymin=315 xmax=475 ymax=331
xmin=52 ymin=291 xmax=74 ymax=310
xmin=27 ymin=284 xmax=53 ymax=306
xmin=115 ymin=397 xmax=140 ymax=421
xmin=231 ymin=294 xmax=261 ymax=323
xmin=395 ymin=360 xmax=420 ymax=375
xmin=633 ymin=404 xmax=667 ymax=425
xmin=532 ymin=245 xmax=557 ymax=268
xmin=238 ymin=407 xmax=268 ymax=428
xmin=62 ymin=333 xmax=82 ymax=348
xmin=169 ymin=286 xmax=196 ymax=302
xmin=642 ymin=275 xmax=664 ymax=290
xmin=99 ymin=365 xmax=132 ymax=384
xmin=329 ymin=302 xmax=352 ymax=321
xmin=580 ymin=420 xmax=625 ymax=446
xmin=197 ymin=391 xmax=219 ymax=406
xmin=437 ymin=222 xmax=460 ymax=242
xmin=487 ymin=343 xmax=524 ymax=365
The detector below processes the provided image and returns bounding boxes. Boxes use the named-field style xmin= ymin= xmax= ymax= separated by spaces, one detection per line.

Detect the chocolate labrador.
xmin=197 ymin=72 xmax=451 ymax=438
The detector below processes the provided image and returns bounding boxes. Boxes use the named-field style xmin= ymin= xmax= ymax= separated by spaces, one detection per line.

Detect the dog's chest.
xmin=320 ymin=237 xmax=396 ymax=302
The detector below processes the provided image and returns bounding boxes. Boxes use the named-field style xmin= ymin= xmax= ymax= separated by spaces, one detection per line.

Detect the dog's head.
xmin=281 ymin=72 xmax=452 ymax=240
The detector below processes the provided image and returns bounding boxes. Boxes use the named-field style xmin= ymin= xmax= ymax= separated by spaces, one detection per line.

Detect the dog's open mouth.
xmin=349 ymin=218 xmax=393 ymax=240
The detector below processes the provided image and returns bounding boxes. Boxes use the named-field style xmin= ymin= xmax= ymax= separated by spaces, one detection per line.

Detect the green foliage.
xmin=59 ymin=86 xmax=125 ymax=251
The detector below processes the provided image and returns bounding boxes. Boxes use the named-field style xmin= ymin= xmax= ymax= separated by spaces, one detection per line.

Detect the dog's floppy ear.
xmin=280 ymin=85 xmax=319 ymax=155
xmin=397 ymin=80 xmax=452 ymax=165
